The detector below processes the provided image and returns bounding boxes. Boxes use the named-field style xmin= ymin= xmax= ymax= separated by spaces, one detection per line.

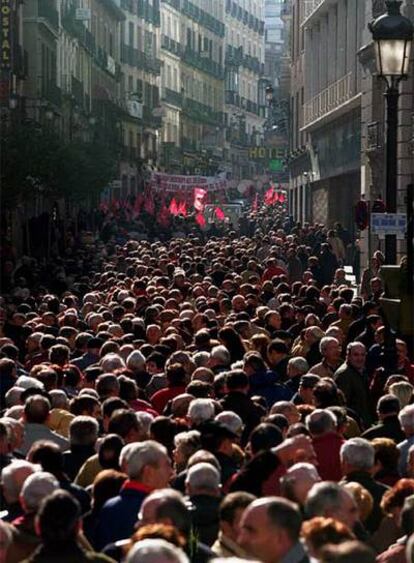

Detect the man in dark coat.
xmin=335 ymin=342 xmax=372 ymax=430
xmin=220 ymin=370 xmax=266 ymax=445
xmin=361 ymin=394 xmax=405 ymax=443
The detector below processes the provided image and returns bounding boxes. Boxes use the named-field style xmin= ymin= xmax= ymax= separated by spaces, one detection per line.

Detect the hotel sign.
xmin=1 ymin=0 xmax=12 ymax=70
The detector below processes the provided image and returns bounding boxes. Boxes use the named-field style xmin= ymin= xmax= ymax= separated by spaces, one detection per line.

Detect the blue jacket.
xmin=249 ymin=369 xmax=293 ymax=407
xmin=94 ymin=482 xmax=149 ymax=550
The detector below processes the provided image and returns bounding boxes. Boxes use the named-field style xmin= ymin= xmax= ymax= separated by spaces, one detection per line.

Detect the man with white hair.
xmin=100 ymin=353 xmax=126 ymax=373
xmin=340 ymin=437 xmax=388 ymax=533
xmin=215 ymin=411 xmax=244 ymax=441
xmin=334 ymin=342 xmax=372 ymax=429
xmin=1 ymin=460 xmax=40 ymax=522
xmin=398 ymin=404 xmax=414 ymax=476
xmin=185 ymin=462 xmax=222 ymax=546
xmin=19 ymin=395 xmax=69 ymax=456
xmin=188 ymin=398 xmax=215 ymax=428
xmin=5 ymin=472 xmax=59 ymax=562
xmin=311 ymin=336 xmax=342 ymax=379
xmin=280 ymin=463 xmax=320 ymax=508
xmin=286 ymin=356 xmax=309 ymax=395
xmin=95 ymin=440 xmax=172 ymax=550
xmin=306 ymin=409 xmax=344 ymax=481
xmin=126 ymin=538 xmax=189 ymax=563
xmin=209 ymin=346 xmax=231 ymax=374
xmin=305 ymin=482 xmax=359 ymax=531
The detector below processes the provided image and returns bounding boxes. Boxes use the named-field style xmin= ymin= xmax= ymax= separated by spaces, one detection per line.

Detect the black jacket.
xmin=361 ymin=415 xmax=405 ymax=444
xmin=189 ymin=495 xmax=221 ymax=547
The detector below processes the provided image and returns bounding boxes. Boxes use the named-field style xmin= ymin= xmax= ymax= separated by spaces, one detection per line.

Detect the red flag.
xmin=264 ymin=187 xmax=275 ymax=205
xmin=195 ymin=213 xmax=206 ymax=227
xmin=194 ymin=188 xmax=207 ymax=212
xmin=215 ymin=207 xmax=225 ymax=221
xmin=273 ymin=191 xmax=280 ymax=203
xmin=178 ymin=201 xmax=187 ymax=216
xmin=278 ymin=192 xmax=286 ymax=203
xmin=169 ymin=198 xmax=179 ymax=216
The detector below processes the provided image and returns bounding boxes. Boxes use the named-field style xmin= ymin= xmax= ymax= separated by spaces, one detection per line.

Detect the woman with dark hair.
xmin=218 ymin=326 xmax=246 ymax=364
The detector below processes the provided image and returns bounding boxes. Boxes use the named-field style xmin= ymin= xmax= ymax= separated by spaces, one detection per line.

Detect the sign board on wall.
xmin=0 ymin=0 xmax=12 ymax=70
xmin=371 ymin=213 xmax=407 ymax=239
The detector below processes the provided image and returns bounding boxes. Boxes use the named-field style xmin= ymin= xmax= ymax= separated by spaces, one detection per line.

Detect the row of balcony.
xmin=224 ymin=91 xmax=266 ymax=117
xmin=161 ymin=87 xmax=183 ymax=107
xmin=181 ymin=0 xmax=225 ymax=38
xmin=225 ymin=45 xmax=264 ymax=74
xmin=225 ymin=0 xmax=265 ymax=35
xmin=121 ymin=44 xmax=161 ymax=74
xmin=182 ymin=98 xmax=224 ymax=126
xmin=303 ymin=72 xmax=354 ymax=128
xmin=161 ymin=0 xmax=180 ymax=10
xmin=120 ymin=0 xmax=161 ymax=26
xmin=62 ymin=11 xmax=121 ymax=80
xmin=182 ymin=48 xmax=224 ymax=80
xmin=161 ymin=35 xmax=182 ymax=56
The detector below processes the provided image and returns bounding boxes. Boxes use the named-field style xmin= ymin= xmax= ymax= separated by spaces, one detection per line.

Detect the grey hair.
xmin=1 ymin=461 xmax=40 ymax=502
xmin=319 ymin=336 xmax=339 ymax=355
xmin=5 ymin=386 xmax=24 ymax=408
xmin=121 ymin=440 xmax=167 ymax=480
xmin=193 ymin=352 xmax=210 ymax=368
xmin=100 ymin=353 xmax=126 ymax=373
xmin=21 ymin=471 xmax=59 ymax=511
xmin=136 ymin=411 xmax=154 ymax=438
xmin=340 ymin=438 xmax=375 ymax=470
xmin=346 ymin=341 xmax=366 ymax=355
xmin=287 ymin=356 xmax=309 ymax=374
xmin=69 ymin=416 xmax=99 ymax=446
xmin=49 ymin=389 xmax=69 ymax=410
xmin=399 ymin=404 xmax=414 ymax=432
xmin=215 ymin=411 xmax=243 ymax=436
xmin=186 ymin=462 xmax=221 ymax=494
xmin=305 ymin=482 xmax=351 ymax=518
xmin=126 ymin=539 xmax=189 ymax=563
xmin=188 ymin=398 xmax=215 ymax=425
xmin=174 ymin=431 xmax=201 ymax=462
xmin=210 ymin=345 xmax=231 ymax=365
xmin=306 ymin=409 xmax=337 ymax=436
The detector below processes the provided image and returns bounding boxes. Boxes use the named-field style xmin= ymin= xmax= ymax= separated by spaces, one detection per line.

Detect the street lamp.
xmin=369 ymin=0 xmax=413 ymax=263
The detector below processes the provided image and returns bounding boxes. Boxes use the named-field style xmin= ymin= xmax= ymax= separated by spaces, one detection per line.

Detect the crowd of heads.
xmin=0 ymin=204 xmax=413 ymax=563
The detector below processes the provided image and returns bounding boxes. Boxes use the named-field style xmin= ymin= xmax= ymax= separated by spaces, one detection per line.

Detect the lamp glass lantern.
xmin=370 ymin=0 xmax=413 ymax=80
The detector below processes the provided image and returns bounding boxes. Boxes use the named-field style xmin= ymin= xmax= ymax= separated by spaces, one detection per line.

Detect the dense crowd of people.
xmin=0 ymin=204 xmax=413 ymax=563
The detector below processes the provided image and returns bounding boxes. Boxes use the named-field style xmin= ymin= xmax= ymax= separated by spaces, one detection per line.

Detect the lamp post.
xmin=369 ymin=0 xmax=413 ymax=264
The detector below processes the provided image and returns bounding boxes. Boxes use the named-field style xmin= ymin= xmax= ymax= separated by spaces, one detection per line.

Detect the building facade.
xmin=224 ymin=0 xmax=266 ymax=180
xmin=120 ymin=0 xmax=162 ymax=196
xmin=288 ymin=0 xmax=365 ymax=233
xmin=263 ymin=0 xmax=290 ymax=187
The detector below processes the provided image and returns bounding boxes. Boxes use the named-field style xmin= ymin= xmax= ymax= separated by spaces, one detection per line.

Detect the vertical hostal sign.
xmin=1 ymin=0 xmax=12 ymax=70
